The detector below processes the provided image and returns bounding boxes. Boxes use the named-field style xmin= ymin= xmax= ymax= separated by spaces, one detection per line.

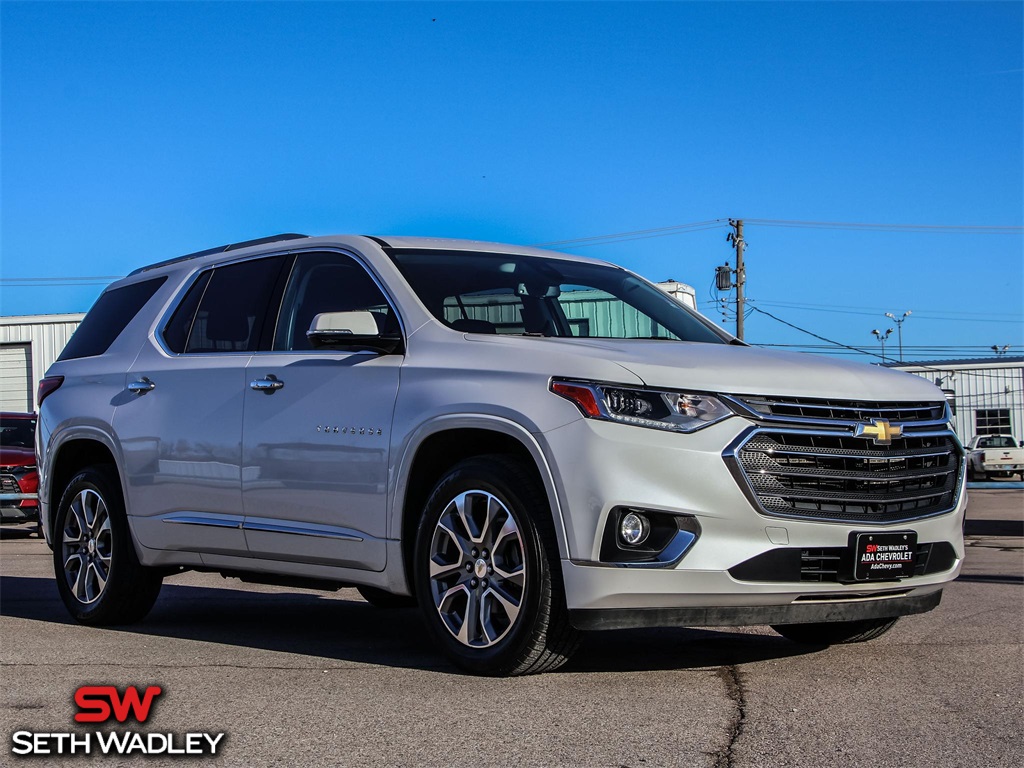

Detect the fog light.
xmin=620 ymin=511 xmax=650 ymax=546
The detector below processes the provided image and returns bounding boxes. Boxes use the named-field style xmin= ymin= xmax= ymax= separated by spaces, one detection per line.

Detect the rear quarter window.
xmin=57 ymin=277 xmax=167 ymax=361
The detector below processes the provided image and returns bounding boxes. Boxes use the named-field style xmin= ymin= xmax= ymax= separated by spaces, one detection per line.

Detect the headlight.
xmin=550 ymin=380 xmax=733 ymax=433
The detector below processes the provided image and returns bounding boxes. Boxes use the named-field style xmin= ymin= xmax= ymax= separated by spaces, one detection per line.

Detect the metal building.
xmin=0 ymin=314 xmax=84 ymax=412
xmin=442 ymin=281 xmax=698 ymax=337
xmin=887 ymin=357 xmax=1024 ymax=444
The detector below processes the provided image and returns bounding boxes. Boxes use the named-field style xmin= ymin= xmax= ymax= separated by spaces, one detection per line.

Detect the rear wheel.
xmin=53 ymin=466 xmax=162 ymax=625
xmin=771 ymin=617 xmax=899 ymax=645
xmin=414 ymin=455 xmax=579 ymax=676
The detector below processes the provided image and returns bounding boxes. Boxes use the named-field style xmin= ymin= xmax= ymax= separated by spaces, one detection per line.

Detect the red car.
xmin=1 ymin=412 xmax=39 ymax=526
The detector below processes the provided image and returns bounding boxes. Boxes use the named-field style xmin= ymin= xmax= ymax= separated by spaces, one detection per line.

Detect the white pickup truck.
xmin=966 ymin=435 xmax=1024 ymax=480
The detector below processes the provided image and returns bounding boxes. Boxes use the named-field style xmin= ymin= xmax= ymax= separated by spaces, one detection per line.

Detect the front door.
xmin=240 ymin=251 xmax=402 ymax=570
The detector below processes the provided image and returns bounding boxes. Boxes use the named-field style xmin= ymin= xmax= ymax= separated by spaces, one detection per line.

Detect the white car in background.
xmin=966 ymin=435 xmax=1024 ymax=480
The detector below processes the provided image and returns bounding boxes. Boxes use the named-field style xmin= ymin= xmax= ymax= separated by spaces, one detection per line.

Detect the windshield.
xmin=389 ymin=250 xmax=728 ymax=343
xmin=0 ymin=416 xmax=36 ymax=449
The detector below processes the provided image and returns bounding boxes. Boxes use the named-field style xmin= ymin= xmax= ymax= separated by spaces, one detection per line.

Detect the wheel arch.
xmin=390 ymin=416 xmax=568 ymax=596
xmin=44 ymin=427 xmax=124 ymax=544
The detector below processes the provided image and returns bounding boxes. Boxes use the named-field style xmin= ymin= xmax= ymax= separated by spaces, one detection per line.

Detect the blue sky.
xmin=2 ymin=1 xmax=1021 ymax=361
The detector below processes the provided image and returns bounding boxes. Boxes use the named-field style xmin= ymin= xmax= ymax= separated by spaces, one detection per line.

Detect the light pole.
xmin=884 ymin=311 xmax=912 ymax=362
xmin=872 ymin=328 xmax=893 ymax=362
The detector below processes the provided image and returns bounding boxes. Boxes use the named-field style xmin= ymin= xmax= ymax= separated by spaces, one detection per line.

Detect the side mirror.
xmin=306 ymin=311 xmax=403 ymax=354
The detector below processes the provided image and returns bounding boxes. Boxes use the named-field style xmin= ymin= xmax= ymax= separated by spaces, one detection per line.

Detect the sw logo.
xmin=74 ymin=685 xmax=162 ymax=723
xmin=9 ymin=684 xmax=225 ymax=757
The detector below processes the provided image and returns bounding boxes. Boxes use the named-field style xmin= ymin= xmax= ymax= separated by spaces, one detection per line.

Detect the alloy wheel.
xmin=61 ymin=489 xmax=112 ymax=605
xmin=427 ymin=490 xmax=526 ymax=648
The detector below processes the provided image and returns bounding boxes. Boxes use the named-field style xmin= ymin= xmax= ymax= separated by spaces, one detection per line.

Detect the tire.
xmin=53 ymin=466 xmax=162 ymax=625
xmin=771 ymin=616 xmax=899 ymax=645
xmin=356 ymin=585 xmax=417 ymax=609
xmin=413 ymin=455 xmax=580 ymax=676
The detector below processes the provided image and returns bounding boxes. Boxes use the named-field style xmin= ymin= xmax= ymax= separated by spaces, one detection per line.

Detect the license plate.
xmin=853 ymin=531 xmax=917 ymax=580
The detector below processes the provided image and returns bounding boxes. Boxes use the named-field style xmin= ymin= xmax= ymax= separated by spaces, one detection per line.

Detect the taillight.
xmin=37 ymin=375 xmax=64 ymax=406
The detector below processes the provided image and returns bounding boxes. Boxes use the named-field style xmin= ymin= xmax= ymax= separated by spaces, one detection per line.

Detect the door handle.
xmin=128 ymin=378 xmax=156 ymax=395
xmin=250 ymin=376 xmax=284 ymax=394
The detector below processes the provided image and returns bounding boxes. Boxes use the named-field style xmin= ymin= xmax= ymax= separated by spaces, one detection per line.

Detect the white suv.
xmin=36 ymin=234 xmax=966 ymax=675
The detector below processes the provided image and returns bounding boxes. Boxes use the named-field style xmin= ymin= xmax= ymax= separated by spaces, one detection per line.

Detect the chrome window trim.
xmin=723 ymin=425 xmax=965 ymax=526
xmin=152 ymin=245 xmax=408 ymax=359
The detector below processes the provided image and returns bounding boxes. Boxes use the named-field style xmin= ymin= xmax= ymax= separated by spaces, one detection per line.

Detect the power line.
xmin=736 ymin=299 xmax=1024 ymax=324
xmin=738 ymin=299 xmax=1021 ymax=319
xmin=530 ymin=220 xmax=729 ymax=248
xmin=749 ymin=306 xmax=888 ymax=360
xmin=745 ymin=218 xmax=1023 ymax=235
xmin=532 ymin=216 xmax=1023 ymax=250
xmin=757 ymin=344 xmax=1011 ymax=351
xmin=749 ymin=306 xmax=1023 ymax=379
xmin=0 ymin=280 xmax=119 ymax=286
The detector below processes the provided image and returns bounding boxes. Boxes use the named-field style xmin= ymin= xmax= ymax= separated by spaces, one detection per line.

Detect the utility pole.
xmin=727 ymin=219 xmax=747 ymax=340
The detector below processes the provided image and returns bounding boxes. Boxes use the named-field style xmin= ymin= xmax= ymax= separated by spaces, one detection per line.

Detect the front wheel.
xmin=771 ymin=617 xmax=899 ymax=645
xmin=53 ymin=466 xmax=162 ymax=625
xmin=414 ymin=455 xmax=579 ymax=676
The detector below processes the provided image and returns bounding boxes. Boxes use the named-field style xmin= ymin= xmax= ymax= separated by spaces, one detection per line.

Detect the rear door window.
xmin=178 ymin=256 xmax=288 ymax=354
xmin=162 ymin=271 xmax=211 ymax=353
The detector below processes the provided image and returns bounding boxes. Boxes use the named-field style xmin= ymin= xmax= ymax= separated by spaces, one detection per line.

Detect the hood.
xmin=0 ymin=445 xmax=36 ymax=468
xmin=530 ymin=338 xmax=943 ymax=401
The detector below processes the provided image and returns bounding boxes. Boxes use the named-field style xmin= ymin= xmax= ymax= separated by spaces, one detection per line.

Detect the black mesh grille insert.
xmin=733 ymin=431 xmax=962 ymax=523
xmin=729 ymin=541 xmax=958 ymax=583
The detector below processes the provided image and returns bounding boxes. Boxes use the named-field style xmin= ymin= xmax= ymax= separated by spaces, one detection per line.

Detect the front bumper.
xmin=541 ymin=416 xmax=966 ymax=620
xmin=570 ymin=588 xmax=942 ymax=630
xmin=0 ymin=499 xmax=39 ymax=523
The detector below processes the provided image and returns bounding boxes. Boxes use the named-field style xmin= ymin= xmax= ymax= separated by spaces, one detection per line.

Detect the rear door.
xmin=240 ymin=250 xmax=402 ymax=570
xmin=115 ymin=255 xmax=289 ymax=556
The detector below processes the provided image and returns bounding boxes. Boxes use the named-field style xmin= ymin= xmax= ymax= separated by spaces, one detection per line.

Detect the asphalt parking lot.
xmin=2 ymin=489 xmax=1021 ymax=767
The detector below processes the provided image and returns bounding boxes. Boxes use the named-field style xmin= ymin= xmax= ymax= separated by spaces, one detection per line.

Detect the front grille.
xmin=729 ymin=430 xmax=963 ymax=523
xmin=729 ymin=541 xmax=958 ymax=583
xmin=798 ymin=544 xmax=944 ymax=582
xmin=730 ymin=395 xmax=947 ymax=425
xmin=0 ymin=475 xmax=19 ymax=493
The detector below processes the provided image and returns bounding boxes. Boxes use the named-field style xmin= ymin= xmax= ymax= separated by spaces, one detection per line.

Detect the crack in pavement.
xmin=714 ymin=665 xmax=747 ymax=768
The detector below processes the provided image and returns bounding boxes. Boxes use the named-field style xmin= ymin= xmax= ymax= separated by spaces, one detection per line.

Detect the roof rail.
xmin=128 ymin=233 xmax=309 ymax=275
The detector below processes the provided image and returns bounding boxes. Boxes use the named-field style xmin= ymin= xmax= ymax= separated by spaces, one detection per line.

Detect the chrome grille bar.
xmin=724 ymin=426 xmax=964 ymax=524
xmin=724 ymin=395 xmax=951 ymax=429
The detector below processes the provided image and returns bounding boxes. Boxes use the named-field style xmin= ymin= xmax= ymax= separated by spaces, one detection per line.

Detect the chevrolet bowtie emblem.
xmin=855 ymin=419 xmax=903 ymax=445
